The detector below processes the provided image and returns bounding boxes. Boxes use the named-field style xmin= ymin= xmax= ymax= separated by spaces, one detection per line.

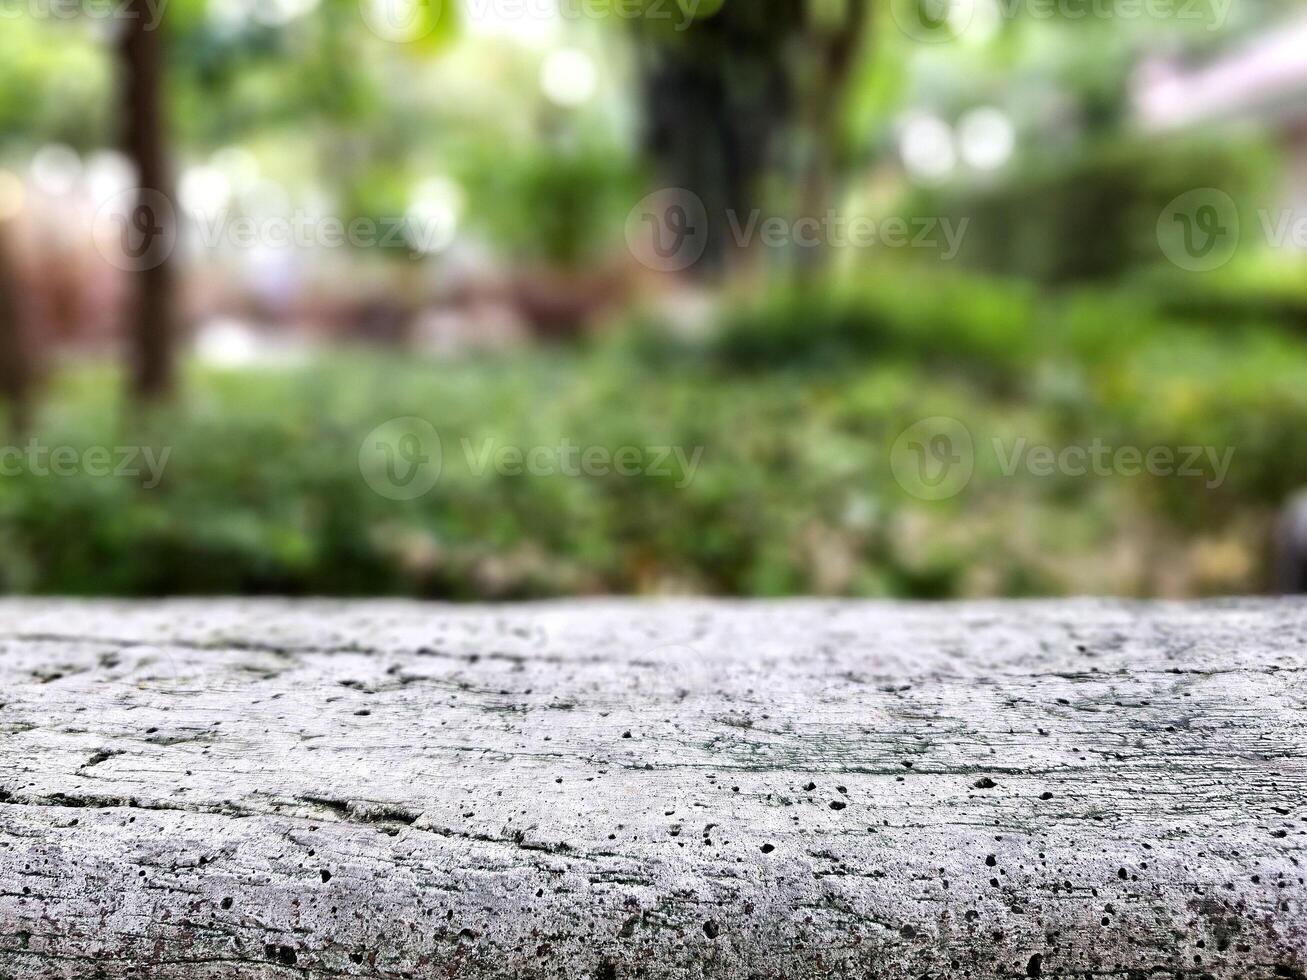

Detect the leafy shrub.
xmin=3 ymin=273 xmax=1306 ymax=599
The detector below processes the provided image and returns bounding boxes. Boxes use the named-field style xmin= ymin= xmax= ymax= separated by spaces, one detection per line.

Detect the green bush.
xmin=701 ymin=272 xmax=1038 ymax=384
xmin=3 ymin=273 xmax=1306 ymax=599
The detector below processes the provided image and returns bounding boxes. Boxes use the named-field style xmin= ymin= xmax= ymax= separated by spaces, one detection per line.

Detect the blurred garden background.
xmin=2 ymin=0 xmax=1307 ymax=598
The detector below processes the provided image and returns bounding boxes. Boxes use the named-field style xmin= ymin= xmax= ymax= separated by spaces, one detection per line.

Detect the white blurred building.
xmin=1134 ymin=14 xmax=1307 ymax=237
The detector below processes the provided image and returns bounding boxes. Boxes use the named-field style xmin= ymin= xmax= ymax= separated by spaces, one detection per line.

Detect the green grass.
xmin=3 ymin=273 xmax=1306 ymax=598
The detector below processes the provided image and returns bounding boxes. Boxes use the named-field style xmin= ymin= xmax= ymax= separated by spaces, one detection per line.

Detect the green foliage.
xmin=0 ymin=19 xmax=112 ymax=151
xmin=3 ymin=276 xmax=1305 ymax=599
xmin=900 ymin=135 xmax=1275 ymax=284
xmin=463 ymin=143 xmax=639 ymax=267
xmin=703 ymin=273 xmax=1036 ymax=382
xmin=171 ymin=0 xmax=457 ymax=142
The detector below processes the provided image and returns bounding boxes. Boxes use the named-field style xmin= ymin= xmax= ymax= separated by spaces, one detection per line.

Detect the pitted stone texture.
xmin=0 ymin=599 xmax=1304 ymax=979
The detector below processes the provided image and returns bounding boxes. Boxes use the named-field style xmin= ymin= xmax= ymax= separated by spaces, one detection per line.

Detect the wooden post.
xmin=0 ymin=223 xmax=31 ymax=435
xmin=118 ymin=0 xmax=177 ymax=403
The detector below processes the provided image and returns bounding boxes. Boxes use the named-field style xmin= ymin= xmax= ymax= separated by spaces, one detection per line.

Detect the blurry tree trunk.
xmin=1274 ymin=490 xmax=1307 ymax=593
xmin=118 ymin=0 xmax=177 ymax=403
xmin=0 ymin=224 xmax=32 ymax=436
xmin=633 ymin=1 xmax=870 ymax=281
xmin=634 ymin=2 xmax=801 ymax=278
xmin=795 ymin=0 xmax=868 ymax=279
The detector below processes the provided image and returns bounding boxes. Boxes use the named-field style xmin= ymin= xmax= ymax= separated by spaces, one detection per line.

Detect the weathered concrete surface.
xmin=0 ymin=599 xmax=1304 ymax=980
